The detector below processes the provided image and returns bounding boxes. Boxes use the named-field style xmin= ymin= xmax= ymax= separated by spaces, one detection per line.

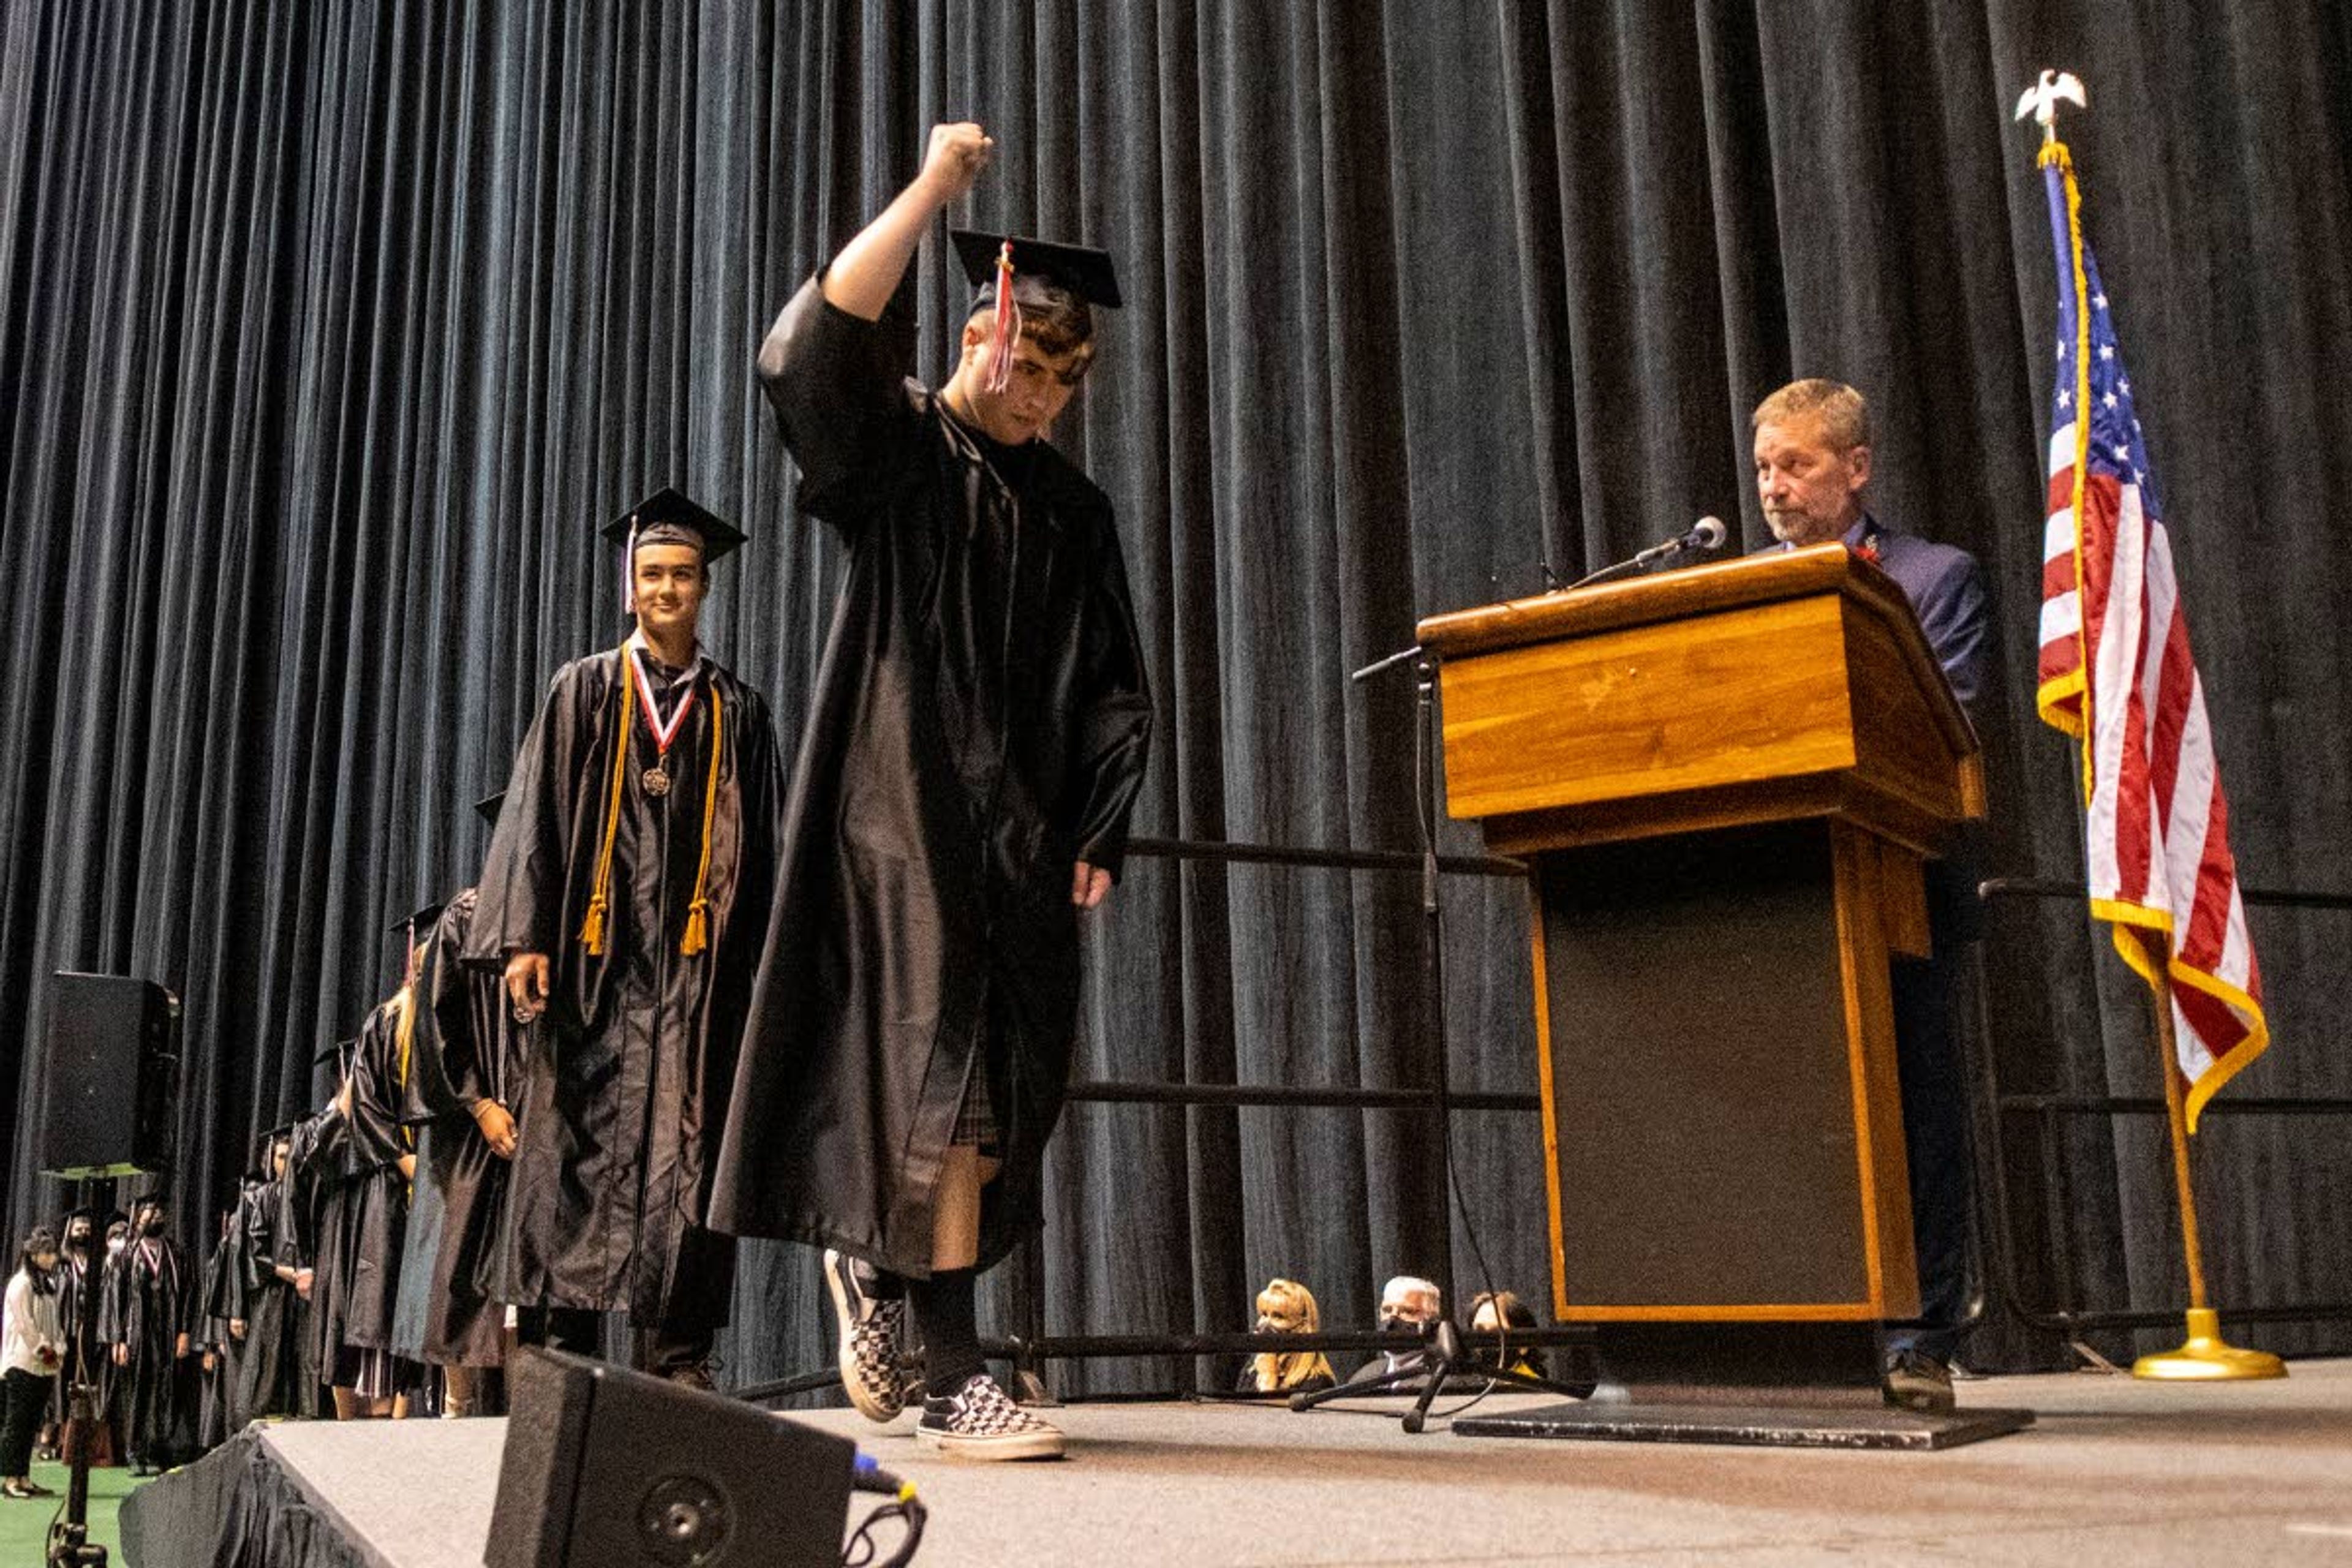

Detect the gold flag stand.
xmin=2131 ymin=967 xmax=2285 ymax=1381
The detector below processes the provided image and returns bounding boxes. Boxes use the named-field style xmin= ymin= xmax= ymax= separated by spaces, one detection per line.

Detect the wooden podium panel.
xmin=1531 ymin=821 xmax=1918 ymax=1324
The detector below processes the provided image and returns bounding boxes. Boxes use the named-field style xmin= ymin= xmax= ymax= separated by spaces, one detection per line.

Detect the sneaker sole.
xmin=914 ymin=1425 xmax=1065 ymax=1461
xmin=824 ymin=1251 xmax=904 ymax=1425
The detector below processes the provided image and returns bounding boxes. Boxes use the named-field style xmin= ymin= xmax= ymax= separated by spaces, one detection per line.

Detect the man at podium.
xmin=1752 ymin=379 xmax=1991 ymax=1412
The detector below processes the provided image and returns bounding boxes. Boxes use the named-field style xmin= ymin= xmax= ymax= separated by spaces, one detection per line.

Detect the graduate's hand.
xmin=920 ymin=122 xmax=995 ymax=204
xmin=176 ymin=1333 xmax=190 ymax=1359
xmin=397 ymin=1153 xmax=417 ymax=1182
xmin=1072 ymin=861 xmax=1112 ymax=911
xmin=274 ymin=1264 xmax=299 ymax=1286
xmin=202 ymin=1351 xmax=216 ymax=1372
xmin=230 ymin=1319 xmax=246 ymax=1341
xmin=472 ymin=1100 xmax=519 ymax=1161
xmin=112 ymin=1344 xmax=129 ymax=1368
xmin=505 ymin=951 xmax=551 ymax=1022
xmin=294 ymin=1268 xmax=314 ymax=1302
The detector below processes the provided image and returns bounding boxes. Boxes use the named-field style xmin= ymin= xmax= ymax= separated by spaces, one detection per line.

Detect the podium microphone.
xmin=1567 ymin=516 xmax=1728 ymax=590
xmin=1633 ymin=514 xmax=1727 ymax=566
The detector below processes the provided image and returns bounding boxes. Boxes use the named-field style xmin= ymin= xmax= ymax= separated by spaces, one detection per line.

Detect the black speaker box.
xmin=40 ymin=972 xmax=178 ymax=1177
xmin=489 ymin=1347 xmax=856 ymax=1568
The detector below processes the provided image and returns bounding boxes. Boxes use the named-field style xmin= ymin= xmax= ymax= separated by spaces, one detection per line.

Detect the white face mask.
xmin=107 ymin=1237 xmax=127 ymax=1256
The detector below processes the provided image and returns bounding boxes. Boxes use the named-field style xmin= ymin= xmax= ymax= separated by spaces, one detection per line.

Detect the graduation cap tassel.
xmin=985 ymin=239 xmax=1018 ymax=396
xmin=579 ymin=643 xmax=638 ymax=957
xmin=679 ymin=687 xmax=723 ymax=957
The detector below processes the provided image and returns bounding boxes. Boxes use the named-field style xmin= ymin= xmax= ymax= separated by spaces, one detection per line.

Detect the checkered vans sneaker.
xmin=916 ymin=1373 xmax=1065 ymax=1460
xmin=824 ymin=1248 xmax=908 ymax=1423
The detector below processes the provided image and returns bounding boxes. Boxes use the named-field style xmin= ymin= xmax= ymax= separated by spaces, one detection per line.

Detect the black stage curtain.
xmin=3 ymin=2 xmax=2346 ymax=1394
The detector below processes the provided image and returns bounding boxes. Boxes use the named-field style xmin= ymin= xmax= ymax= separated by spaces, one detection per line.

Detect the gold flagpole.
xmin=2130 ymin=960 xmax=2284 ymax=1381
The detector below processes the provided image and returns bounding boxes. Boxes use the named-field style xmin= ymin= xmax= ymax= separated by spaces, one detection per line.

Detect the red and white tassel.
xmin=984 ymin=239 xmax=1020 ymax=395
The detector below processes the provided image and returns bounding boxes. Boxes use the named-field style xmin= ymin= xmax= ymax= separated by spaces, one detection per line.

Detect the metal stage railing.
xmin=731 ymin=847 xmax=2352 ymax=1406
xmin=735 ymin=831 xmax=1544 ymax=1406
xmin=1972 ymin=876 xmax=2352 ymax=1343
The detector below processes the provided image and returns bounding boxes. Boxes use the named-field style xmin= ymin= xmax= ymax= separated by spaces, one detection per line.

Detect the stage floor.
xmin=140 ymin=1359 xmax=2352 ymax=1567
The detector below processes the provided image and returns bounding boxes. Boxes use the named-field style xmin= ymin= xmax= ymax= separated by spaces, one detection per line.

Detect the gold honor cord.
xmin=579 ymin=646 xmax=638 ymax=956
xmin=680 ymin=686 xmax=721 ymax=957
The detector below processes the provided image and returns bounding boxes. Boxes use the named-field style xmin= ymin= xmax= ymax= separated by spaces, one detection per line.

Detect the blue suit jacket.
xmin=1844 ymin=514 xmax=1988 ymax=715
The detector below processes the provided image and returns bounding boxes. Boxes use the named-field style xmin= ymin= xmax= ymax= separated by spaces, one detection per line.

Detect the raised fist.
xmin=920 ymin=122 xmax=994 ymax=203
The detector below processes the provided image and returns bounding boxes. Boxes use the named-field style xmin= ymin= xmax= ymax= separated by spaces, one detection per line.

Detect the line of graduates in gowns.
xmin=43 ymin=853 xmax=542 ymax=1464
xmin=40 ymin=374 xmax=1148 ymax=1455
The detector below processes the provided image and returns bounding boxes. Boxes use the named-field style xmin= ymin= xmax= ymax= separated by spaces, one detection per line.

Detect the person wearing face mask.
xmin=86 ymin=1216 xmax=132 ymax=1460
xmin=1235 ymin=1279 xmax=1337 ymax=1395
xmin=97 ymin=1198 xmax=192 ymax=1476
xmin=713 ymin=121 xmax=1152 ymax=1465
xmin=38 ymin=1210 xmax=96 ymax=1463
xmin=2 ymin=1228 xmax=64 ymax=1498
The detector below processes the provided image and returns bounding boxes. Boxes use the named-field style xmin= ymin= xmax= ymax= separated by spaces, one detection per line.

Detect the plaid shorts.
xmin=951 ymin=1067 xmax=998 ymax=1150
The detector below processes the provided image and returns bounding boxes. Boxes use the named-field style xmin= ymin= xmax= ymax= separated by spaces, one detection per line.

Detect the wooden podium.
xmin=1422 ymin=544 xmax=2029 ymax=1449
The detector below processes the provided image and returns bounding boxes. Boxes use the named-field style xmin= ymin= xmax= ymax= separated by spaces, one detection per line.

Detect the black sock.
xmin=907 ymin=1268 xmax=984 ymax=1398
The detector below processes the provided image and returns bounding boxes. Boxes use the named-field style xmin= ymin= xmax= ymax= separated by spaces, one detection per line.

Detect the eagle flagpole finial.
xmin=2015 ymin=70 xmax=2087 ymax=145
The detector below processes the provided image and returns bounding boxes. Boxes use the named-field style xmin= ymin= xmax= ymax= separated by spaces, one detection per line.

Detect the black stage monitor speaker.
xmin=40 ymin=972 xmax=179 ymax=1177
xmin=489 ymin=1347 xmax=856 ymax=1568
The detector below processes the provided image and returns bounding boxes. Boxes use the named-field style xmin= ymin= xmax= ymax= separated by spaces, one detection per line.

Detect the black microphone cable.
xmin=842 ymin=1458 xmax=927 ymax=1567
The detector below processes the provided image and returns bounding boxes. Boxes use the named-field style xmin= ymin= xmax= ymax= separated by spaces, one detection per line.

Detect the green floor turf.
xmin=0 ymin=1458 xmax=155 ymax=1563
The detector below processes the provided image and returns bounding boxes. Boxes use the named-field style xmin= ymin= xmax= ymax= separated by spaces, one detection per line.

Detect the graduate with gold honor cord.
xmin=469 ymin=489 xmax=785 ymax=1387
xmin=712 ymin=121 xmax=1153 ymax=1461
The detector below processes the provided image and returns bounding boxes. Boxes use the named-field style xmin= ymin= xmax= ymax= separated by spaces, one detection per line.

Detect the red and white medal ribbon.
xmin=628 ymin=647 xmax=696 ymax=794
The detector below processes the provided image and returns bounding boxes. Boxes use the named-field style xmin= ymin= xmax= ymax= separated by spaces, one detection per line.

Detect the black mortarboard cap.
xmin=390 ymin=901 xmax=446 ymax=936
xmin=949 ymin=231 xmax=1124 ymax=311
xmin=251 ymin=1122 xmax=293 ymax=1173
xmin=474 ymin=791 xmax=505 ymax=826
xmin=599 ymin=486 xmax=745 ymax=566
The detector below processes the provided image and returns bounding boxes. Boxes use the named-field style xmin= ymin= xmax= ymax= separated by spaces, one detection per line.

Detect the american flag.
xmin=2035 ymin=143 xmax=2267 ymax=1131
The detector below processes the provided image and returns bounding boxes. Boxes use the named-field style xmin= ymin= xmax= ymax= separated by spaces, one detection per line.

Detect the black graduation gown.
xmin=709 ymin=279 xmax=1153 ymax=1278
xmin=233 ymin=1174 xmax=303 ymax=1422
xmin=55 ymin=1248 xmax=108 ymax=1404
xmin=195 ymin=1205 xmax=247 ymax=1449
xmin=98 ymin=1235 xmax=192 ymax=1463
xmin=392 ymin=890 xmax=516 ymax=1366
xmin=339 ymin=997 xmax=415 ymax=1355
xmin=287 ymin=1103 xmax=358 ymax=1387
xmin=468 ymin=647 xmax=782 ymax=1327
